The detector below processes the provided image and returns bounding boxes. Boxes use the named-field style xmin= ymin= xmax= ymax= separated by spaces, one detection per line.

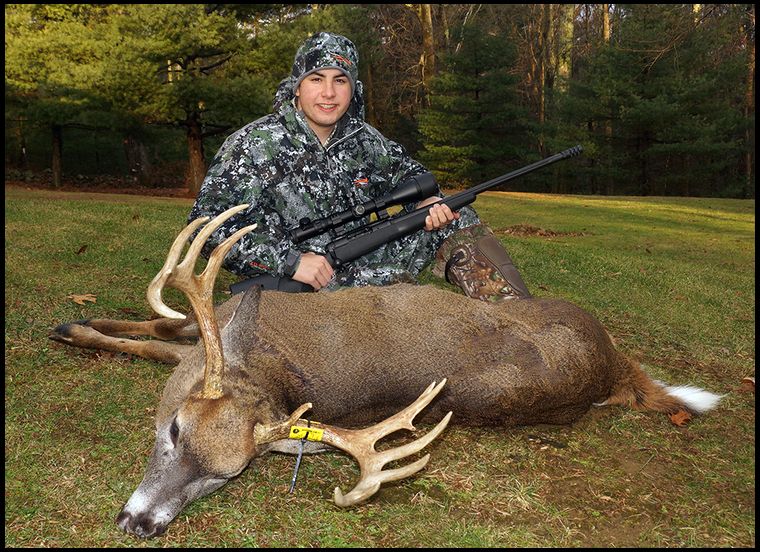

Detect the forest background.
xmin=4 ymin=4 xmax=756 ymax=199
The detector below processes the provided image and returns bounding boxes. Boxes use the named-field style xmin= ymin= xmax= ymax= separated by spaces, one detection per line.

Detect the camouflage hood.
xmin=273 ymin=32 xmax=365 ymax=124
xmin=291 ymin=32 xmax=359 ymax=94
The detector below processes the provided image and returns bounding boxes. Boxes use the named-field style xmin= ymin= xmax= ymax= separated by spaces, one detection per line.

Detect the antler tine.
xmin=147 ymin=204 xmax=251 ymax=319
xmin=146 ymin=204 xmax=255 ymax=399
xmin=147 ymin=216 xmax=210 ymax=319
xmin=177 ymin=204 xmax=250 ymax=276
xmin=327 ymin=379 xmax=450 ymax=507
xmin=332 ymin=410 xmax=452 ymax=507
xmin=370 ymin=410 xmax=452 ymax=467
xmin=360 ymin=380 xmax=448 ymax=441
xmin=250 ymin=381 xmax=451 ymax=506
xmin=202 ymin=222 xmax=258 ymax=287
xmin=253 ymin=402 xmax=313 ymax=445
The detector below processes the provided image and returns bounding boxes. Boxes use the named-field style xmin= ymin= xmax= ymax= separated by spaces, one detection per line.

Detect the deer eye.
xmin=169 ymin=418 xmax=180 ymax=447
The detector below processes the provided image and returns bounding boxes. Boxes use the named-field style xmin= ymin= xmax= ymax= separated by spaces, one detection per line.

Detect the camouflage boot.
xmin=432 ymin=224 xmax=531 ymax=301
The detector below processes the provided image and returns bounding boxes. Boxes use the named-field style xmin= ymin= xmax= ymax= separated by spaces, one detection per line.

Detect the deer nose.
xmin=115 ymin=510 xmax=167 ymax=539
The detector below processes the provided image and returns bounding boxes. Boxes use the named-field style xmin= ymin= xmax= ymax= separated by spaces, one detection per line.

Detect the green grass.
xmin=5 ymin=185 xmax=755 ymax=547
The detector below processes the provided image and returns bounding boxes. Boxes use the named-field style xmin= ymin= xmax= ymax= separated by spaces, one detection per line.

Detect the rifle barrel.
xmin=326 ymin=145 xmax=582 ymax=267
xmin=443 ymin=145 xmax=582 ymax=209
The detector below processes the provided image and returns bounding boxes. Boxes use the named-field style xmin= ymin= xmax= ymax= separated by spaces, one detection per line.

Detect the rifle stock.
xmin=230 ymin=274 xmax=312 ymax=294
xmin=230 ymin=146 xmax=582 ymax=294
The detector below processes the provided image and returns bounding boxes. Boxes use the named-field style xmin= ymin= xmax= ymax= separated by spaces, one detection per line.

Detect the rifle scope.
xmin=289 ymin=172 xmax=438 ymax=244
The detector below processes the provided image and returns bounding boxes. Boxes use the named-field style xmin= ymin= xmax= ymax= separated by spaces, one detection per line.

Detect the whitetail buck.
xmin=50 ymin=204 xmax=721 ymax=539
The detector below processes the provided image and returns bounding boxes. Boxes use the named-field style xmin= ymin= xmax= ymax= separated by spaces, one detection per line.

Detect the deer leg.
xmin=67 ymin=316 xmax=199 ymax=341
xmin=50 ymin=322 xmax=193 ymax=365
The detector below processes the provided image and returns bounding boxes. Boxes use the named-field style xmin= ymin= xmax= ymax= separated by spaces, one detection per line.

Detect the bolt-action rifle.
xmin=230 ymin=145 xmax=583 ymax=294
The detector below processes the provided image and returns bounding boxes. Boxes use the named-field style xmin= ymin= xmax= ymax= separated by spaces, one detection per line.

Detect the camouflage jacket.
xmin=188 ymin=76 xmax=479 ymax=287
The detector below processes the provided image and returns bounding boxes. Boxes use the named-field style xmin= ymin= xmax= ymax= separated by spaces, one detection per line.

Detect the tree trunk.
xmin=14 ymin=117 xmax=28 ymax=170
xmin=553 ymin=4 xmax=574 ymax=91
xmin=588 ymin=120 xmax=598 ymax=194
xmin=743 ymin=4 xmax=755 ymax=198
xmin=364 ymin=63 xmax=378 ymax=128
xmin=123 ymin=134 xmax=153 ymax=187
xmin=537 ymin=4 xmax=551 ymax=156
xmin=440 ymin=4 xmax=451 ymax=50
xmin=51 ymin=124 xmax=63 ymax=188
xmin=186 ymin=114 xmax=206 ymax=198
xmin=639 ymin=132 xmax=652 ymax=196
xmin=415 ymin=4 xmax=436 ymax=107
xmin=602 ymin=3 xmax=611 ymax=41
xmin=571 ymin=4 xmax=583 ymax=80
xmin=602 ymin=4 xmax=614 ymax=195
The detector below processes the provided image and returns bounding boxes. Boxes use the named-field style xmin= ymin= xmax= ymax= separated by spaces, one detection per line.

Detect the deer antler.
xmin=254 ymin=380 xmax=452 ymax=506
xmin=147 ymin=204 xmax=256 ymax=399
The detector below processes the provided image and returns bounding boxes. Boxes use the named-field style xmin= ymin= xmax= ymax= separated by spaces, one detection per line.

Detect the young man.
xmin=189 ymin=32 xmax=530 ymax=300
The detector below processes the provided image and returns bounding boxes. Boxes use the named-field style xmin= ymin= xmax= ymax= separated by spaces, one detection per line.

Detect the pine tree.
xmin=556 ymin=4 xmax=749 ymax=196
xmin=418 ymin=25 xmax=532 ymax=188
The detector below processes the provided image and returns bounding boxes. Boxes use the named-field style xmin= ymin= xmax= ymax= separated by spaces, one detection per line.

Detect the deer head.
xmin=116 ymin=205 xmax=451 ymax=538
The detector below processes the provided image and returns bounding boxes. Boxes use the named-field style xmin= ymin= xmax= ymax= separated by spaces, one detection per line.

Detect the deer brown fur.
xmin=49 ymin=207 xmax=720 ymax=539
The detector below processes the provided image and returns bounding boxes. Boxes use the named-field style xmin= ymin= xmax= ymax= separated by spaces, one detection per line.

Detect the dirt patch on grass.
xmin=496 ymin=224 xmax=590 ymax=238
xmin=5 ymin=181 xmax=192 ymax=200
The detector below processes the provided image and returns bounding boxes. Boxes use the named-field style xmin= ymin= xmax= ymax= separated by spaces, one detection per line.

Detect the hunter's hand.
xmin=292 ymin=252 xmax=334 ymax=290
xmin=418 ymin=197 xmax=460 ymax=231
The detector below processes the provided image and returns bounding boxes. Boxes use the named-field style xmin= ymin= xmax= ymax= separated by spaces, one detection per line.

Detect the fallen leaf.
xmin=526 ymin=434 xmax=567 ymax=449
xmin=739 ymin=376 xmax=754 ymax=393
xmin=669 ymin=409 xmax=692 ymax=427
xmin=75 ymin=245 xmax=88 ymax=255
xmin=68 ymin=293 xmax=97 ymax=306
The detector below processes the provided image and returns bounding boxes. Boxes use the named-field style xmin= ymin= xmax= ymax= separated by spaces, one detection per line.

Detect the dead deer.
xmin=50 ymin=204 xmax=721 ymax=539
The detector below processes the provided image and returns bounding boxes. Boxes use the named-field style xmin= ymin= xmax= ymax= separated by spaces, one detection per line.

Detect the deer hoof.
xmin=49 ymin=321 xmax=95 ymax=345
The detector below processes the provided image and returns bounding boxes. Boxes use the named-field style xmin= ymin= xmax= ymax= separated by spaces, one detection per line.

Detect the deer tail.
xmin=599 ymin=358 xmax=722 ymax=415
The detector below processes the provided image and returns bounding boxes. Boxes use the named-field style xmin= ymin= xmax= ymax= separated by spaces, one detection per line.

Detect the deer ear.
xmin=221 ymin=285 xmax=262 ymax=343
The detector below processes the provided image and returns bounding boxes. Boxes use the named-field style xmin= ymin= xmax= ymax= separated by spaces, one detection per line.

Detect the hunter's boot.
xmin=433 ymin=224 xmax=532 ymax=301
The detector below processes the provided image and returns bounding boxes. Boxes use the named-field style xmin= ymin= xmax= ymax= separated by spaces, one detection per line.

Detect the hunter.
xmin=188 ymin=32 xmax=531 ymax=301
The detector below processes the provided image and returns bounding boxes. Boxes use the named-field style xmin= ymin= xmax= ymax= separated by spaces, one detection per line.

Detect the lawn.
xmin=4 ymin=185 xmax=755 ymax=547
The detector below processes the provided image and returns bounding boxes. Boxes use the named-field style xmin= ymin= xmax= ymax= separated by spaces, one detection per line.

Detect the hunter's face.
xmin=296 ymin=68 xmax=352 ymax=143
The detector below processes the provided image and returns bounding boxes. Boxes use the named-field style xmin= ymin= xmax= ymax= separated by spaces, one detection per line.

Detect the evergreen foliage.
xmin=553 ymin=4 xmax=752 ymax=197
xmin=4 ymin=3 xmax=755 ymax=198
xmin=418 ymin=26 xmax=532 ymax=187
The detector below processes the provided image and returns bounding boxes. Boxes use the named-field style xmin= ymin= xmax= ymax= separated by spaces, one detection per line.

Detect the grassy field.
xmin=4 ymin=185 xmax=755 ymax=547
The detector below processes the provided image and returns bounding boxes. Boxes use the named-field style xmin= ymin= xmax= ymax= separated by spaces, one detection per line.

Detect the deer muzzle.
xmin=115 ymin=508 xmax=168 ymax=539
